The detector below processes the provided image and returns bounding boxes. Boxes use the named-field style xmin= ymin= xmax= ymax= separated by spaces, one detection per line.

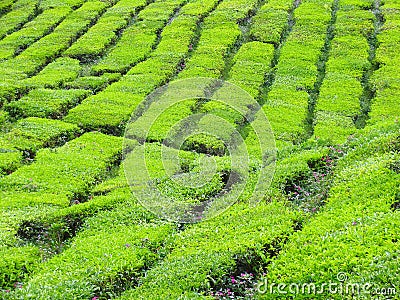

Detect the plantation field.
xmin=0 ymin=0 xmax=399 ymax=298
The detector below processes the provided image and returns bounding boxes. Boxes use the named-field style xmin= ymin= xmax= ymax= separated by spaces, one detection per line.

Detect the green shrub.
xmin=0 ymin=141 xmax=22 ymax=176
xmin=1 ymin=0 xmax=109 ymax=75
xmin=0 ymin=132 xmax=122 ymax=200
xmin=367 ymin=4 xmax=400 ymax=125
xmin=314 ymin=112 xmax=356 ymax=144
xmin=92 ymin=0 xmax=186 ymax=74
xmin=67 ymin=0 xmax=220 ymax=133
xmin=262 ymin=0 xmax=333 ymax=144
xmin=3 ymin=117 xmax=79 ymax=153
xmin=0 ymin=0 xmax=37 ymax=39
xmin=0 ymin=6 xmax=71 ymax=60
xmin=11 ymin=216 xmax=174 ymax=299
xmin=64 ymin=0 xmax=147 ymax=60
xmin=250 ymin=3 xmax=290 ymax=44
xmin=0 ymin=0 xmax=13 ymax=15
xmin=5 ymin=88 xmax=89 ymax=119
xmin=118 ymin=201 xmax=299 ymax=299
xmin=23 ymin=57 xmax=81 ymax=88
xmin=313 ymin=8 xmax=372 ymax=143
xmin=229 ymin=41 xmax=274 ymax=98
xmin=127 ymin=99 xmax=196 ymax=142
xmin=0 ymin=246 xmax=42 ymax=290
xmin=260 ymin=125 xmax=400 ymax=299
xmin=64 ymin=72 xmax=121 ymax=91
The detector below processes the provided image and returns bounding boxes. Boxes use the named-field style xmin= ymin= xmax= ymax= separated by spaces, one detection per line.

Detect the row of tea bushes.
xmin=0 ymin=0 xmax=110 ymax=76
xmin=368 ymin=0 xmax=400 ymax=125
xmin=263 ymin=0 xmax=334 ymax=144
xmin=64 ymin=0 xmax=148 ymax=61
xmin=314 ymin=0 xmax=374 ymax=143
xmin=65 ymin=0 xmax=221 ymax=133
xmin=261 ymin=123 xmax=400 ymax=299
xmin=91 ymin=0 xmax=187 ymax=74
xmin=0 ymin=6 xmax=72 ymax=60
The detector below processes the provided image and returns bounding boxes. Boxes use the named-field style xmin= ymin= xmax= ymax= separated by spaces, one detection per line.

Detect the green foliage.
xmin=124 ymin=143 xmax=232 ymax=209
xmin=0 ymin=146 xmax=22 ymax=177
xmin=64 ymin=84 xmax=154 ymax=134
xmin=261 ymin=125 xmax=400 ymax=299
xmin=0 ymin=0 xmax=38 ymax=39
xmin=118 ymin=202 xmax=299 ymax=299
xmin=368 ymin=4 xmax=400 ymax=125
xmin=66 ymin=1 xmax=217 ymax=133
xmin=314 ymin=111 xmax=357 ymax=144
xmin=1 ymin=0 xmax=109 ymax=75
xmin=2 ymin=117 xmax=79 ymax=153
xmin=264 ymin=0 xmax=333 ymax=144
xmin=0 ymin=6 xmax=71 ymax=60
xmin=180 ymin=0 xmax=221 ymax=16
xmin=0 ymin=132 xmax=122 ymax=200
xmin=0 ymin=0 xmax=399 ymax=298
xmin=127 ymin=99 xmax=196 ymax=142
xmin=65 ymin=72 xmax=121 ymax=91
xmin=64 ymin=0 xmax=147 ymax=60
xmin=92 ymin=0 xmax=186 ymax=73
xmin=178 ymin=0 xmax=261 ymax=79
xmin=250 ymin=1 xmax=291 ymax=44
xmin=11 ymin=206 xmax=173 ymax=299
xmin=229 ymin=41 xmax=274 ymax=98
xmin=5 ymin=88 xmax=89 ymax=119
xmin=0 ymin=246 xmax=42 ymax=290
xmin=314 ymin=8 xmax=373 ymax=144
xmin=0 ymin=0 xmax=13 ymax=15
xmin=22 ymin=57 xmax=82 ymax=88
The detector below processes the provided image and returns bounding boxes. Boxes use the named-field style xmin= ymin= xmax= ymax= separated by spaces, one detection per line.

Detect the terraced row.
xmin=0 ymin=0 xmax=398 ymax=298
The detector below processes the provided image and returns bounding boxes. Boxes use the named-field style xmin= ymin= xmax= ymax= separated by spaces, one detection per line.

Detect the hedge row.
xmin=91 ymin=0 xmax=186 ymax=74
xmin=228 ymin=41 xmax=275 ymax=98
xmin=0 ymin=246 xmax=42 ymax=290
xmin=0 ymin=132 xmax=122 ymax=201
xmin=0 ymin=0 xmax=38 ymax=40
xmin=0 ymin=117 xmax=79 ymax=175
xmin=124 ymin=79 xmax=210 ymax=143
xmin=128 ymin=5 xmax=272 ymax=147
xmin=0 ymin=0 xmax=110 ymax=76
xmin=65 ymin=0 xmax=220 ymax=133
xmin=0 ymin=69 xmax=28 ymax=108
xmin=314 ymin=1 xmax=374 ymax=144
xmin=0 ymin=6 xmax=71 ymax=60
xmin=250 ymin=0 xmax=294 ymax=44
xmin=163 ymin=41 xmax=274 ymax=158
xmin=64 ymin=0 xmax=148 ymax=61
xmin=178 ymin=0 xmax=260 ymax=79
xmin=0 ymin=168 xmax=131 ymax=290
xmin=0 ymin=141 xmax=22 ymax=177
xmin=1 ymin=117 xmax=79 ymax=153
xmin=123 ymin=142 xmax=234 ymax=221
xmin=22 ymin=57 xmax=82 ymax=88
xmin=0 ymin=0 xmax=13 ymax=16
xmin=64 ymin=72 xmax=121 ymax=92
xmin=126 ymin=40 xmax=273 ymax=148
xmin=0 ymin=0 xmax=89 ymax=103
xmin=263 ymin=0 xmax=333 ymax=144
xmin=368 ymin=0 xmax=400 ymax=124
xmin=7 ymin=194 xmax=174 ymax=299
xmin=5 ymin=88 xmax=90 ymax=119
xmin=0 ymin=203 xmax=61 ymax=290
xmin=38 ymin=0 xmax=88 ymax=10
xmin=261 ymin=123 xmax=400 ymax=299
xmin=116 ymin=201 xmax=299 ymax=299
